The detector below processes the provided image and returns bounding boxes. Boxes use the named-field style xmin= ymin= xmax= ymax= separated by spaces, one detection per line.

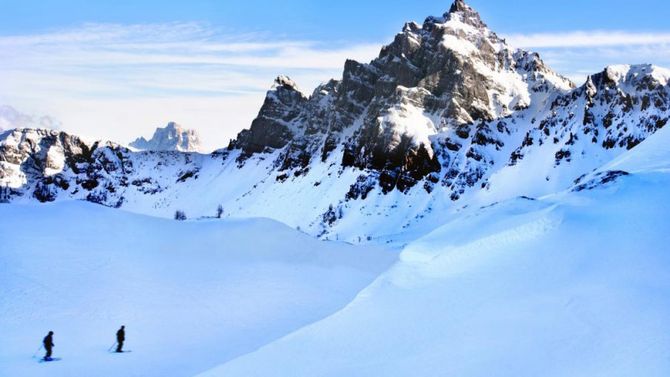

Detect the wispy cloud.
xmin=0 ymin=22 xmax=381 ymax=150
xmin=505 ymin=31 xmax=670 ymax=48
xmin=504 ymin=30 xmax=670 ymax=84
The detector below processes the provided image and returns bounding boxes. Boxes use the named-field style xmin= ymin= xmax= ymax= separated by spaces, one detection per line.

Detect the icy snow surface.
xmin=0 ymin=204 xmax=396 ymax=376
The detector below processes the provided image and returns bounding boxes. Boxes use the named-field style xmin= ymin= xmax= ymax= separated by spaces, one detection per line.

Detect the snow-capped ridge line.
xmin=1 ymin=1 xmax=669 ymax=245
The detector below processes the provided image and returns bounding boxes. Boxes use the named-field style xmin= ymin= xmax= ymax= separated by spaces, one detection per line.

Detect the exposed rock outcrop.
xmin=130 ymin=122 xmax=201 ymax=152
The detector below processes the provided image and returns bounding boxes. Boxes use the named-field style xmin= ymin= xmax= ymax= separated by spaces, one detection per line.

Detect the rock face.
xmin=231 ymin=76 xmax=308 ymax=157
xmin=1 ymin=1 xmax=669 ymax=242
xmin=130 ymin=122 xmax=201 ymax=152
xmin=0 ymin=128 xmax=202 ymax=206
xmin=228 ymin=0 xmax=573 ymax=192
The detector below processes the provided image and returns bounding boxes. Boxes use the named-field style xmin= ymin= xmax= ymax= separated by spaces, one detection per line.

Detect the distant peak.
xmin=166 ymin=121 xmax=181 ymax=130
xmin=130 ymin=122 xmax=201 ymax=152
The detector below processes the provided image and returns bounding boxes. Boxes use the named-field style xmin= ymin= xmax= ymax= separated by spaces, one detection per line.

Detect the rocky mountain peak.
xmin=229 ymin=76 xmax=309 ymax=157
xmin=273 ymin=75 xmax=300 ymax=91
xmin=1 ymin=3 xmax=669 ymax=246
xmin=444 ymin=0 xmax=487 ymax=29
xmin=130 ymin=122 xmax=201 ymax=152
xmin=448 ymin=0 xmax=468 ymax=12
xmin=268 ymin=75 xmax=308 ymax=105
xmin=228 ymin=1 xmax=574 ymax=193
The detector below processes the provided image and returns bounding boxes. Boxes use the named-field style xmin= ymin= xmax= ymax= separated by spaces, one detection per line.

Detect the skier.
xmin=115 ymin=325 xmax=125 ymax=352
xmin=43 ymin=331 xmax=54 ymax=361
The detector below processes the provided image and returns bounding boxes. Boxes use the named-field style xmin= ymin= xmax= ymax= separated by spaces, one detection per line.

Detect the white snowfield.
xmin=1 ymin=2 xmax=669 ymax=374
xmin=195 ymin=127 xmax=670 ymax=376
xmin=1 ymin=109 xmax=667 ymax=377
xmin=0 ymin=204 xmax=396 ymax=376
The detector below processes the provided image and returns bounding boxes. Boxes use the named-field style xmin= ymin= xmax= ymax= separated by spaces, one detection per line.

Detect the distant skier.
xmin=115 ymin=325 xmax=125 ymax=352
xmin=43 ymin=331 xmax=54 ymax=361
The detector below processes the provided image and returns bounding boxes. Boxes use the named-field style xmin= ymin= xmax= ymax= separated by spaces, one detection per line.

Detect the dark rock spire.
xmin=448 ymin=0 xmax=468 ymax=14
xmin=444 ymin=0 xmax=487 ymax=29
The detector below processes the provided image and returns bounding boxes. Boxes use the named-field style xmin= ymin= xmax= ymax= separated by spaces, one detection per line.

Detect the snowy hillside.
xmin=3 ymin=119 xmax=669 ymax=377
xmin=197 ymin=112 xmax=670 ymax=377
xmin=130 ymin=122 xmax=202 ymax=152
xmin=0 ymin=202 xmax=395 ymax=376
xmin=1 ymin=1 xmax=669 ymax=376
xmin=0 ymin=0 xmax=668 ymax=246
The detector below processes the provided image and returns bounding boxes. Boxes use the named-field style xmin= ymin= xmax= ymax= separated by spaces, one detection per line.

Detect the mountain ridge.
xmin=1 ymin=1 xmax=668 ymax=243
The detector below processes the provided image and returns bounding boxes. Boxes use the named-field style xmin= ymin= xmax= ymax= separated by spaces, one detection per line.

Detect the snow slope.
xmin=0 ymin=203 xmax=396 ymax=377
xmin=198 ymin=121 xmax=670 ymax=376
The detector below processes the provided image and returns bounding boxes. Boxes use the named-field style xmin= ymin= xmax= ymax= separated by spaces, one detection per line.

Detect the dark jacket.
xmin=43 ymin=334 xmax=54 ymax=348
xmin=116 ymin=328 xmax=125 ymax=342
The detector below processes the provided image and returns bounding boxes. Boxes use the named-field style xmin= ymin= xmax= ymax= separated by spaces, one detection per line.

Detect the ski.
xmin=38 ymin=357 xmax=62 ymax=363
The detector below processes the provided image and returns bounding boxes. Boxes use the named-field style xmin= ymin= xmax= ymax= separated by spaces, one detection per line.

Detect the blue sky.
xmin=1 ymin=0 xmax=669 ymax=150
xmin=2 ymin=0 xmax=669 ymax=40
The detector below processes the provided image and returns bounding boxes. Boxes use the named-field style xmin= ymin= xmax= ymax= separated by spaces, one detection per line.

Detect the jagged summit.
xmin=227 ymin=1 xmax=574 ymax=193
xmin=414 ymin=0 xmax=487 ymax=31
xmin=443 ymin=0 xmax=487 ymax=29
xmin=130 ymin=122 xmax=201 ymax=152
xmin=449 ymin=0 xmax=468 ymax=13
xmin=272 ymin=75 xmax=301 ymax=91
xmin=0 ymin=3 xmax=668 ymax=245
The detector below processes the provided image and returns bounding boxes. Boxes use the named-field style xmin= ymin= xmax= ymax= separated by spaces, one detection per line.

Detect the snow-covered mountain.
xmin=129 ymin=121 xmax=201 ymax=152
xmin=1 ymin=0 xmax=669 ymax=243
xmin=199 ymin=121 xmax=670 ymax=377
xmin=3 ymin=3 xmax=670 ymax=375
xmin=3 ymin=83 xmax=670 ymax=377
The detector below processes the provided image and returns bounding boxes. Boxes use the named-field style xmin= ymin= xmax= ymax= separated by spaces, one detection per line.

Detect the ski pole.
xmin=108 ymin=342 xmax=117 ymax=352
xmin=32 ymin=345 xmax=42 ymax=358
